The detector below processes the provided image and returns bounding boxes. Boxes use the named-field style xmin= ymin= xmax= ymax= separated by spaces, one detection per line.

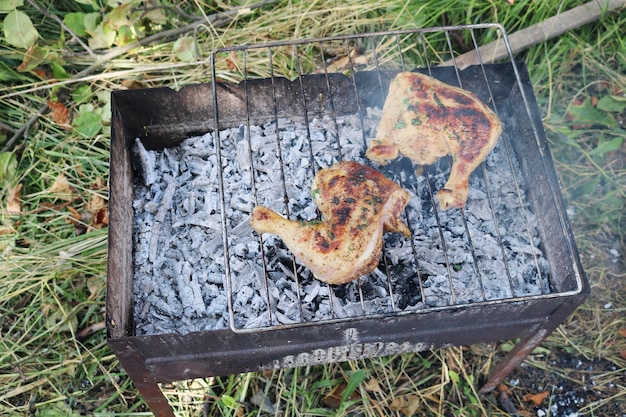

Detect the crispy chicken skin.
xmin=365 ymin=72 xmax=503 ymax=210
xmin=250 ymin=161 xmax=411 ymax=285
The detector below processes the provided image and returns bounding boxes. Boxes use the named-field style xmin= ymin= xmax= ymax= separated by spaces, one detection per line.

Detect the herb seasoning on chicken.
xmin=366 ymin=71 xmax=503 ymax=210
xmin=250 ymin=161 xmax=411 ymax=285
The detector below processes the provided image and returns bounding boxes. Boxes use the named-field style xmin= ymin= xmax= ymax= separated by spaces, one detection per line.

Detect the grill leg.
xmin=113 ymin=342 xmax=175 ymax=417
xmin=130 ymin=377 xmax=174 ymax=417
xmin=479 ymin=326 xmax=549 ymax=395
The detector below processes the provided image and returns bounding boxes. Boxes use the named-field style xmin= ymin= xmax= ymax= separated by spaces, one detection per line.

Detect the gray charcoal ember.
xmin=230 ymin=193 xmax=254 ymax=213
xmin=274 ymin=311 xmax=300 ymax=325
xmin=303 ymin=280 xmax=321 ymax=304
xmin=186 ymin=155 xmax=211 ymax=176
xmin=148 ymin=293 xmax=180 ymax=317
xmin=330 ymin=294 xmax=347 ymax=318
xmin=234 ymin=285 xmax=254 ymax=307
xmin=248 ymin=260 xmax=268 ymax=290
xmin=245 ymin=310 xmax=270 ymax=329
xmin=341 ymin=301 xmax=364 ymax=317
xmin=279 ymin=301 xmax=301 ymax=323
xmin=132 ymin=138 xmax=158 ymax=185
xmin=172 ymin=213 xmax=221 ymax=230
xmin=235 ymin=126 xmax=251 ymax=166
xmin=177 ymin=190 xmax=195 ymax=217
xmin=188 ymin=227 xmax=207 ymax=250
xmin=277 ymin=262 xmax=297 ymax=281
xmin=148 ymin=178 xmax=177 ymax=262
xmin=503 ymin=235 xmax=543 ymax=256
xmin=176 ymin=261 xmax=206 ymax=317
xmin=206 ymin=286 xmax=228 ymax=313
xmin=198 ymin=237 xmax=222 ymax=262
xmin=231 ymin=268 xmax=256 ymax=293
xmin=250 ymin=293 xmax=267 ymax=311
xmin=205 ymin=269 xmax=224 ymax=285
xmin=418 ymin=259 xmax=447 ymax=278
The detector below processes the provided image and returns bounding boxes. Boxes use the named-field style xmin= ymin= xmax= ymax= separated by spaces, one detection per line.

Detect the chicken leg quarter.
xmin=250 ymin=161 xmax=411 ymax=285
xmin=365 ymin=71 xmax=503 ymax=210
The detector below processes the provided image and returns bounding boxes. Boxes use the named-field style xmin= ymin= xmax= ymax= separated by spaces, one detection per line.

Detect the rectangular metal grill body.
xmin=107 ymin=24 xmax=589 ymax=415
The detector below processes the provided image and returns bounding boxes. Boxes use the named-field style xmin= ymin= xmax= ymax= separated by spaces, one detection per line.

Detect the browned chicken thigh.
xmin=365 ymin=72 xmax=503 ymax=210
xmin=250 ymin=161 xmax=411 ymax=285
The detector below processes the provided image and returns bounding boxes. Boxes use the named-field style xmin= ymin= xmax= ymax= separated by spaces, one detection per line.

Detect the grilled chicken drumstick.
xmin=250 ymin=161 xmax=411 ymax=285
xmin=366 ymin=72 xmax=503 ymax=210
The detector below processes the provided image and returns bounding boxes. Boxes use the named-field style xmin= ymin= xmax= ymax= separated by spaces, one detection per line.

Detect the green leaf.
xmin=568 ymin=98 xmax=615 ymax=127
xmin=341 ymin=370 xmax=366 ymax=404
xmin=63 ymin=12 xmax=87 ymax=37
xmin=0 ymin=151 xmax=18 ymax=186
xmin=108 ymin=0 xmax=134 ymax=6
xmin=73 ymin=111 xmax=102 ymax=138
xmin=51 ymin=61 xmax=69 ymax=79
xmin=94 ymin=91 xmax=111 ymax=123
xmin=116 ymin=25 xmax=136 ymax=45
xmin=596 ymin=95 xmax=626 ymax=113
xmin=71 ymin=84 xmax=92 ymax=104
xmin=16 ymin=44 xmax=48 ymax=72
xmin=87 ymin=21 xmax=116 ymax=49
xmin=448 ymin=369 xmax=460 ymax=384
xmin=106 ymin=3 xmax=132 ymax=30
xmin=83 ymin=12 xmax=100 ymax=32
xmin=145 ymin=7 xmax=167 ymax=24
xmin=589 ymin=136 xmax=624 ymax=156
xmin=220 ymin=394 xmax=237 ymax=409
xmin=0 ymin=0 xmax=23 ymax=11
xmin=173 ymin=36 xmax=197 ymax=62
xmin=3 ymin=10 xmax=39 ymax=49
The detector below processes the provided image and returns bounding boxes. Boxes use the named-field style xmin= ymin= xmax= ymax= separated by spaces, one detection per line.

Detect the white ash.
xmin=132 ymin=111 xmax=550 ymax=336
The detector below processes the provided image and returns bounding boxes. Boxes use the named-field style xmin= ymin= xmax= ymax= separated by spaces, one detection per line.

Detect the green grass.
xmin=1 ymin=0 xmax=625 ymax=415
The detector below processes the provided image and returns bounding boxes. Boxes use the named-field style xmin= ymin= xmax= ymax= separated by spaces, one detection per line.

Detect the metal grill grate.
xmin=208 ymin=24 xmax=583 ymax=333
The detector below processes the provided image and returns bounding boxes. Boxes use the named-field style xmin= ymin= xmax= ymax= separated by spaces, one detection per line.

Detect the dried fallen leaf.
xmin=66 ymin=206 xmax=81 ymax=224
xmin=389 ymin=395 xmax=421 ymax=416
xmin=363 ymin=378 xmax=383 ymax=393
xmin=76 ymin=320 xmax=106 ymax=342
xmin=93 ymin=176 xmax=106 ymax=189
xmin=496 ymin=384 xmax=518 ymax=415
xmin=47 ymin=100 xmax=72 ymax=130
xmin=48 ymin=173 xmax=75 ymax=200
xmin=617 ymin=328 xmax=626 ymax=338
xmin=87 ymin=193 xmax=106 ymax=214
xmin=6 ymin=183 xmax=22 ymax=214
xmin=91 ymin=206 xmax=108 ymax=229
xmin=318 ymin=48 xmax=370 ymax=73
xmin=87 ymin=275 xmax=104 ymax=298
xmin=523 ymin=391 xmax=549 ymax=407
xmin=65 ymin=205 xmax=88 ymax=235
xmin=226 ymin=51 xmax=239 ymax=71
xmin=322 ymin=383 xmax=360 ymax=409
xmin=121 ymin=79 xmax=148 ymax=89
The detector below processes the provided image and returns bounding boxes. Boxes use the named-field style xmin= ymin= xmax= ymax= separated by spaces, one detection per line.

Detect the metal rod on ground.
xmin=448 ymin=0 xmax=626 ymax=70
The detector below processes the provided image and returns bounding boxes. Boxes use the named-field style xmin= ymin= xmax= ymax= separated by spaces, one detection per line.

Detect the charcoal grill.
xmin=107 ymin=24 xmax=589 ymax=416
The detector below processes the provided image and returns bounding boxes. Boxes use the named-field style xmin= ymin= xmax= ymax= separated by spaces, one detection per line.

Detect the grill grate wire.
xmin=209 ymin=24 xmax=562 ymax=333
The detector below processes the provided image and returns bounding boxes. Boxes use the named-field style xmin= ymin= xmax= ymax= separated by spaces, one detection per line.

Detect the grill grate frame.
xmin=205 ymin=24 xmax=584 ymax=333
